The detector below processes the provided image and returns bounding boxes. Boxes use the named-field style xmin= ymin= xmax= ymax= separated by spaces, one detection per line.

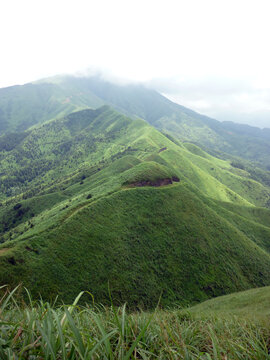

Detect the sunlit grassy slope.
xmin=0 ymin=106 xmax=270 ymax=307
xmin=189 ymin=285 xmax=270 ymax=320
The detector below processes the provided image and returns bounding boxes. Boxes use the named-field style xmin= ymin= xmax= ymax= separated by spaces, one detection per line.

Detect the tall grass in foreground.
xmin=0 ymin=286 xmax=270 ymax=359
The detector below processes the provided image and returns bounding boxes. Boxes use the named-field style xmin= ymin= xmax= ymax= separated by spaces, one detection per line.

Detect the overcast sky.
xmin=1 ymin=0 xmax=270 ymax=127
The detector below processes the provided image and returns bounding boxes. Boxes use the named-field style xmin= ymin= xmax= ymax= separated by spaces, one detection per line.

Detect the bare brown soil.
xmin=128 ymin=177 xmax=179 ymax=187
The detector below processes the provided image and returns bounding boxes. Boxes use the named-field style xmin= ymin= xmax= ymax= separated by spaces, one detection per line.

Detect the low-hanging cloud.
xmin=72 ymin=72 xmax=270 ymax=129
xmin=147 ymin=76 xmax=270 ymax=128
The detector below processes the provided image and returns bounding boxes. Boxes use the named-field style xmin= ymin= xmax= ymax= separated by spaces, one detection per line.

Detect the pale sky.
xmin=1 ymin=0 xmax=270 ymax=127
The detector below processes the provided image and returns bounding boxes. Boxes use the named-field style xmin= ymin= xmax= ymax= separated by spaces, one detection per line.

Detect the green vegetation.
xmin=1 ymin=75 xmax=270 ymax=169
xmin=3 ymin=183 xmax=270 ymax=307
xmin=2 ymin=76 xmax=270 ymax=358
xmin=190 ymin=285 xmax=270 ymax=321
xmin=1 ymin=286 xmax=270 ymax=359
xmin=0 ymin=106 xmax=270 ymax=308
xmin=0 ymin=81 xmax=103 ymax=133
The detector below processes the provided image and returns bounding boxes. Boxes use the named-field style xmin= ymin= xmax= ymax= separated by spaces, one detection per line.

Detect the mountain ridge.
xmin=1 ymin=75 xmax=270 ymax=169
xmin=0 ymin=106 xmax=270 ymax=307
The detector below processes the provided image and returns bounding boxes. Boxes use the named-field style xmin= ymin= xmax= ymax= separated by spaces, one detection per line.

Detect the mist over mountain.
xmin=147 ymin=75 xmax=270 ymax=129
xmin=2 ymin=70 xmax=270 ymax=129
xmin=1 ymin=74 xmax=270 ymax=170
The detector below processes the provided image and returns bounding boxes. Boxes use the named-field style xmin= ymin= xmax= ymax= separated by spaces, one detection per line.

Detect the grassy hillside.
xmin=189 ymin=285 xmax=270 ymax=320
xmin=33 ymin=76 xmax=270 ymax=170
xmin=1 ymin=75 xmax=270 ymax=169
xmin=3 ymin=183 xmax=270 ymax=307
xmin=0 ymin=81 xmax=103 ymax=133
xmin=1 ymin=106 xmax=270 ymax=307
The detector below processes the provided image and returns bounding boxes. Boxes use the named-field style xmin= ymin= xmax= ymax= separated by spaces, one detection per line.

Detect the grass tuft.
xmin=0 ymin=287 xmax=270 ymax=359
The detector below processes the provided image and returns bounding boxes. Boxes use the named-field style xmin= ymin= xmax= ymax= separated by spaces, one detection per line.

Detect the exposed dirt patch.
xmin=128 ymin=177 xmax=180 ymax=187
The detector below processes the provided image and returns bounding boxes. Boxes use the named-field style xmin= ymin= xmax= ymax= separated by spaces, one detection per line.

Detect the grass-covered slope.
xmin=0 ymin=81 xmax=104 ymax=133
xmin=2 ymin=75 xmax=270 ymax=169
xmin=2 ymin=184 xmax=270 ymax=308
xmin=189 ymin=285 xmax=270 ymax=320
xmin=1 ymin=106 xmax=270 ymax=307
xmin=33 ymin=76 xmax=270 ymax=170
xmin=0 ymin=106 xmax=139 ymax=200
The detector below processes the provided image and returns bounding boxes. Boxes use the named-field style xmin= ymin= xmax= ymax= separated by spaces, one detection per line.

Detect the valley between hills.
xmin=1 ymin=76 xmax=270 ymax=358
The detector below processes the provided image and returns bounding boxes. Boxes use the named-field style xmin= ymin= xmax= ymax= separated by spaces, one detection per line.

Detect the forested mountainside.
xmin=1 ymin=106 xmax=270 ymax=307
xmin=1 ymin=75 xmax=270 ymax=169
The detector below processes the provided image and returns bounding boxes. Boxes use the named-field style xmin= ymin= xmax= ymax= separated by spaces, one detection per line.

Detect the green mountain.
xmin=1 ymin=106 xmax=270 ymax=307
xmin=1 ymin=75 xmax=270 ymax=169
xmin=0 ymin=80 xmax=103 ymax=133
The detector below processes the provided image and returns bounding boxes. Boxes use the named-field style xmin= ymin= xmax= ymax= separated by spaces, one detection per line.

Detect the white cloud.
xmin=1 ymin=0 xmax=270 ymax=127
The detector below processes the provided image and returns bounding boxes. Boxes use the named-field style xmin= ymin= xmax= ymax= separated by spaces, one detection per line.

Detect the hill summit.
xmin=0 ymin=106 xmax=270 ymax=307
